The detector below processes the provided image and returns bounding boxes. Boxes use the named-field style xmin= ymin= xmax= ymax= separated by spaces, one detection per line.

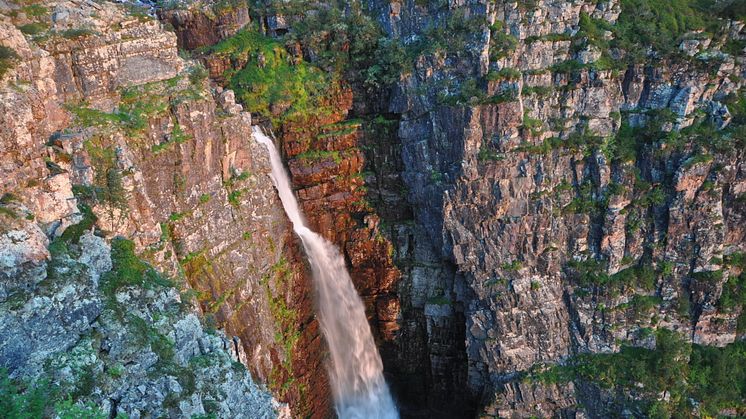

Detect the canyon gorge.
xmin=0 ymin=0 xmax=744 ymax=418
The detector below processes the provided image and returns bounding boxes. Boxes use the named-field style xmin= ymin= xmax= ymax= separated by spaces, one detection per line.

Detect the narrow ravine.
xmin=253 ymin=127 xmax=399 ymax=419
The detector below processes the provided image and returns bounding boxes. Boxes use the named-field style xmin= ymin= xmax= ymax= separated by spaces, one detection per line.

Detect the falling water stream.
xmin=253 ymin=127 xmax=399 ymax=419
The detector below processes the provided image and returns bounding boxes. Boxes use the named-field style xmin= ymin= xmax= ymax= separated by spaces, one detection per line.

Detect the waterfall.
xmin=252 ymin=127 xmax=399 ymax=419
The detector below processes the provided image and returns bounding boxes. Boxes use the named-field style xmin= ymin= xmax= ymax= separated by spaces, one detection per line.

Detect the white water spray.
xmin=253 ymin=127 xmax=398 ymax=419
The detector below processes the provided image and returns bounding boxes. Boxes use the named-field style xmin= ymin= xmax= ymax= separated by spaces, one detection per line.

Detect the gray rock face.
xmin=364 ymin=0 xmax=746 ymax=416
xmin=0 ymin=213 xmax=282 ymax=417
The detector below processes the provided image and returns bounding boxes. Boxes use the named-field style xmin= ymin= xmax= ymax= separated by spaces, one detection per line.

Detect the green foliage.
xmin=521 ymin=113 xmax=543 ymax=136
xmin=60 ymin=28 xmax=97 ymax=39
xmin=80 ymin=141 xmax=128 ymax=209
xmin=412 ymin=9 xmax=484 ymax=56
xmin=0 ymin=369 xmax=52 ymax=418
xmin=688 ymin=340 xmax=746 ymax=416
xmin=610 ymin=264 xmax=658 ymax=291
xmin=68 ymin=86 xmax=169 ymax=138
xmin=486 ymin=67 xmax=521 ymax=81
xmin=295 ymin=149 xmax=343 ymax=164
xmin=569 ymin=258 xmax=661 ymax=291
xmin=261 ymin=257 xmax=299 ymax=397
xmin=613 ymin=0 xmax=721 ymax=58
xmin=550 ymin=59 xmax=586 ymax=74
xmin=227 ymin=190 xmax=242 ymax=207
xmin=489 ymin=25 xmax=518 ymax=60
xmin=361 ymin=37 xmax=409 ymax=89
xmin=100 ymin=237 xmax=173 ymax=299
xmin=188 ymin=63 xmax=208 ymax=86
xmin=690 ymin=269 xmax=724 ymax=283
xmin=531 ymin=330 xmax=746 ymax=416
xmin=59 ymin=204 xmax=97 ymax=244
xmin=151 ymin=122 xmax=191 ymax=154
xmin=0 ymin=369 xmax=110 ymax=419
xmin=715 ymin=0 xmax=746 ymax=21
xmin=501 ymin=260 xmax=523 ymax=271
xmin=521 ymin=85 xmax=554 ymax=97
xmin=18 ymin=23 xmax=48 ymax=35
xmin=477 ymin=144 xmax=505 ymax=162
xmin=0 ymin=45 xmax=19 ymax=79
xmin=525 ymin=32 xmax=573 ymax=43
xmin=54 ymin=398 xmax=107 ymax=419
xmin=427 ymin=295 xmax=451 ymax=305
xmin=21 ymin=4 xmax=48 ymax=17
xmin=214 ymin=27 xmax=332 ymax=124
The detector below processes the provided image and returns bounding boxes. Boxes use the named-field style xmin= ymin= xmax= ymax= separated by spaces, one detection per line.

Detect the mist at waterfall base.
xmin=253 ymin=127 xmax=399 ymax=419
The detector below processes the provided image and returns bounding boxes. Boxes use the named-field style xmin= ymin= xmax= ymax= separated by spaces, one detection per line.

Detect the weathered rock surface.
xmin=361 ymin=0 xmax=746 ymax=416
xmin=0 ymin=1 xmax=297 ymax=416
xmin=159 ymin=0 xmax=250 ymax=50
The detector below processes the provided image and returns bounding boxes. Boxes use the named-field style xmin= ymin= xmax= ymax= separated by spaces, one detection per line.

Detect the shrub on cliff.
xmin=0 ymin=45 xmax=19 ymax=79
xmin=531 ymin=330 xmax=746 ymax=416
xmin=614 ymin=0 xmax=720 ymax=58
xmin=0 ymin=369 xmax=109 ymax=418
xmin=100 ymin=237 xmax=173 ymax=300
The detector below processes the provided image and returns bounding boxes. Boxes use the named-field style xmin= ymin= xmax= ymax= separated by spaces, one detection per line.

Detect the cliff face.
xmin=362 ymin=0 xmax=746 ymax=416
xmin=2 ymin=0 xmax=745 ymax=417
xmin=0 ymin=0 xmax=300 ymax=416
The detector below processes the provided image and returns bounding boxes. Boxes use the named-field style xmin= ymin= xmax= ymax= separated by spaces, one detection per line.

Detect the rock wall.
xmin=363 ymin=0 xmax=746 ymax=416
xmin=0 ymin=0 xmax=320 ymax=416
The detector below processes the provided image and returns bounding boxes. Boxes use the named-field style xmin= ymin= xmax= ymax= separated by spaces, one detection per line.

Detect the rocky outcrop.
xmin=159 ymin=0 xmax=251 ymax=50
xmin=0 ymin=225 xmax=283 ymax=418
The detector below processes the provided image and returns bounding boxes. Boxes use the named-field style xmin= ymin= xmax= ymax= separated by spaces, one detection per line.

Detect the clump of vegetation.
xmin=720 ymin=252 xmax=746 ymax=332
xmin=80 ymin=140 xmax=128 ymax=210
xmin=18 ymin=23 xmax=48 ymax=35
xmin=531 ymin=329 xmax=746 ymax=417
xmin=100 ymin=237 xmax=173 ymax=300
xmin=486 ymin=67 xmax=522 ymax=82
xmin=613 ymin=0 xmax=718 ymax=58
xmin=0 ymin=369 xmax=109 ymax=419
xmin=151 ymin=122 xmax=191 ymax=154
xmin=295 ymin=149 xmax=343 ymax=164
xmin=568 ymin=257 xmax=662 ymax=292
xmin=489 ymin=21 xmax=518 ymax=60
xmin=212 ymin=27 xmax=331 ymax=124
xmin=60 ymin=28 xmax=97 ymax=39
xmin=261 ymin=257 xmax=300 ymax=398
xmin=477 ymin=144 xmax=505 ymax=162
xmin=0 ymin=45 xmax=19 ymax=79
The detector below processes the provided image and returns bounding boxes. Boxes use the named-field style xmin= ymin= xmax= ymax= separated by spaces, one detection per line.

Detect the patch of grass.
xmin=100 ymin=237 xmax=173 ymax=300
xmin=521 ymin=85 xmax=554 ymax=97
xmin=60 ymin=28 xmax=97 ymax=39
xmin=21 ymin=4 xmax=48 ymax=17
xmin=59 ymin=204 xmax=97 ymax=244
xmin=0 ymin=45 xmax=20 ymax=79
xmin=227 ymin=190 xmax=242 ymax=207
xmin=151 ymin=122 xmax=191 ymax=153
xmin=262 ymin=257 xmax=299 ymax=397
xmin=427 ymin=295 xmax=451 ymax=305
xmin=486 ymin=67 xmax=521 ymax=82
xmin=529 ymin=329 xmax=746 ymax=416
xmin=18 ymin=23 xmax=48 ymax=35
xmin=0 ymin=368 xmax=109 ymax=419
xmin=690 ymin=269 xmax=724 ymax=283
xmin=613 ymin=0 xmax=722 ymax=59
xmin=213 ymin=27 xmax=334 ymax=125
xmin=295 ymin=149 xmax=343 ymax=164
